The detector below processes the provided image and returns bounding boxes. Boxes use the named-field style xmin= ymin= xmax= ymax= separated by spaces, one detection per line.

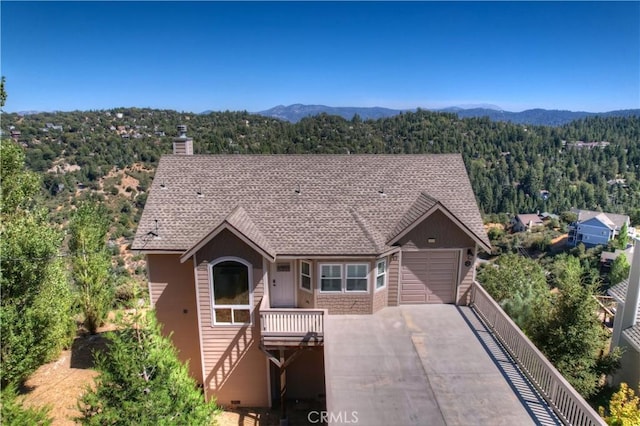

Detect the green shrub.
xmin=78 ymin=311 xmax=218 ymax=425
xmin=0 ymin=385 xmax=52 ymax=425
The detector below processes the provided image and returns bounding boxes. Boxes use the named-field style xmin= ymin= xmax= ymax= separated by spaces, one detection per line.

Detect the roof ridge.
xmin=349 ymin=208 xmax=387 ymax=253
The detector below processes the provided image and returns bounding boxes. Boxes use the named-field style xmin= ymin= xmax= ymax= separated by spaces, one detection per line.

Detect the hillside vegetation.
xmin=4 ymin=109 xmax=639 ymax=228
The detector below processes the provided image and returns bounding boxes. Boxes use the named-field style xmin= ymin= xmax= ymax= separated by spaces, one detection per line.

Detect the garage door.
xmin=400 ymin=250 xmax=459 ymax=304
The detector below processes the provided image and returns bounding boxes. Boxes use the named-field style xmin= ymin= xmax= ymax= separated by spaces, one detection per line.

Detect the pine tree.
xmin=78 ymin=310 xmax=218 ymax=425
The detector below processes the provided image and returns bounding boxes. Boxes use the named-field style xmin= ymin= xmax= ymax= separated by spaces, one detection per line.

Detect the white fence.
xmin=471 ymin=281 xmax=606 ymax=426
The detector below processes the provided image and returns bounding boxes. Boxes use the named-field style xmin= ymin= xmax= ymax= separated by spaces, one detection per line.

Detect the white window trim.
xmin=318 ymin=263 xmax=370 ymax=293
xmin=319 ymin=263 xmax=343 ymax=293
xmin=345 ymin=263 xmax=369 ymax=293
xmin=209 ymin=256 xmax=253 ymax=326
xmin=375 ymin=259 xmax=387 ymax=292
xmin=300 ymin=260 xmax=313 ymax=293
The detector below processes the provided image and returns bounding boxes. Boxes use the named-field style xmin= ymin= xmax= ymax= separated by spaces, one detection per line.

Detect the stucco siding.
xmin=398 ymin=209 xmax=475 ymax=249
xmin=147 ymin=254 xmax=203 ymax=384
xmin=194 ymin=229 xmax=268 ymax=406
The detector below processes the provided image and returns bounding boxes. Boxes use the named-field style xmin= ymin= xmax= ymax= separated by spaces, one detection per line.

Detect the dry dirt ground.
xmin=18 ymin=319 xmax=312 ymax=425
xmin=19 ymin=326 xmax=112 ymax=425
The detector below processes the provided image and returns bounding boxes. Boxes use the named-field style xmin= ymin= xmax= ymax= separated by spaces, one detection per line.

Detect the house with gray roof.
xmin=568 ymin=209 xmax=633 ymax=247
xmin=608 ymin=241 xmax=640 ymax=394
xmin=132 ymin=127 xmax=496 ymax=409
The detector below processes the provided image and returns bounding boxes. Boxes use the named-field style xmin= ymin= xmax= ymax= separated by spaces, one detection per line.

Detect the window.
xmin=320 ymin=264 xmax=342 ymax=292
xmin=346 ymin=264 xmax=368 ymax=292
xmin=319 ymin=263 xmax=370 ymax=293
xmin=210 ymin=259 xmax=251 ymax=325
xmin=300 ymin=261 xmax=312 ymax=292
xmin=376 ymin=259 xmax=387 ymax=290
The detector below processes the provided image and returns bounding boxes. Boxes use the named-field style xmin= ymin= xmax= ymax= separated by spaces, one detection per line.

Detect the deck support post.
xmin=279 ymin=348 xmax=287 ymax=425
xmin=258 ymin=345 xmax=311 ymax=426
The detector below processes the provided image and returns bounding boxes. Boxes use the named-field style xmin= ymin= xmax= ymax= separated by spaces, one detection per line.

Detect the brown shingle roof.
xmin=132 ymin=154 xmax=490 ymax=255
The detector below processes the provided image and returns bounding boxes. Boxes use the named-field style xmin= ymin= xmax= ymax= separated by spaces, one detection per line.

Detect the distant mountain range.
xmin=255 ymin=104 xmax=640 ymax=126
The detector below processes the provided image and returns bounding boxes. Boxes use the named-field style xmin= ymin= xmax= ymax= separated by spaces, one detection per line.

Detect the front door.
xmin=271 ymin=261 xmax=295 ymax=307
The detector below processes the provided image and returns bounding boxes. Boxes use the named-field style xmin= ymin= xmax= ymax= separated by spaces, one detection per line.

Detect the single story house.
xmin=568 ymin=209 xmax=633 ymax=247
xmin=608 ymin=242 xmax=640 ymax=394
xmin=510 ymin=213 xmax=545 ymax=232
xmin=131 ymin=127 xmax=491 ymax=407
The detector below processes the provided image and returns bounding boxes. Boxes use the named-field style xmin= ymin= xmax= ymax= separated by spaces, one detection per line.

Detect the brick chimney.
xmin=173 ymin=124 xmax=193 ymax=155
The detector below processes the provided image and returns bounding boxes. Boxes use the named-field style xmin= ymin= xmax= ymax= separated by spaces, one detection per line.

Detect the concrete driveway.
xmin=324 ymin=305 xmax=557 ymax=426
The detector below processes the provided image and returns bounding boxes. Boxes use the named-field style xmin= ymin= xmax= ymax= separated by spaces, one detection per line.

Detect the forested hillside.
xmin=3 ymin=108 xmax=640 ymax=225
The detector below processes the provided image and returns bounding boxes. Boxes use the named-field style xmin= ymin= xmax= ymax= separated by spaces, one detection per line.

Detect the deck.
xmin=258 ymin=294 xmax=325 ymax=349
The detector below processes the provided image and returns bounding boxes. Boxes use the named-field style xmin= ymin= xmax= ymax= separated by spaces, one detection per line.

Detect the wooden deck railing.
xmin=470 ymin=281 xmax=606 ymax=426
xmin=261 ymin=309 xmax=325 ymax=335
xmin=258 ymin=296 xmax=325 ymax=346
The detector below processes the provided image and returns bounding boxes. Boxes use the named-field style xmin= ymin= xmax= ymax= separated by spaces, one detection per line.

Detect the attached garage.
xmin=400 ymin=250 xmax=460 ymax=304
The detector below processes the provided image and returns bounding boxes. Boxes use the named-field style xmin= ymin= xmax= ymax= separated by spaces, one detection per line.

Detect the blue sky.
xmin=2 ymin=1 xmax=638 ymax=113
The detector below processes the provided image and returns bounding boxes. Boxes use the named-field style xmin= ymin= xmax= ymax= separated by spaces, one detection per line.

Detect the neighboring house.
xmin=600 ymin=247 xmax=633 ymax=269
xmin=568 ymin=209 xmax=633 ymax=247
xmin=131 ymin=127 xmax=491 ymax=407
xmin=510 ymin=213 xmax=544 ymax=232
xmin=608 ymin=241 xmax=640 ymax=394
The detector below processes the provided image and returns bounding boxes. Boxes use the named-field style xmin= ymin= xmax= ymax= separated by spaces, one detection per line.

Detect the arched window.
xmin=209 ymin=258 xmax=252 ymax=325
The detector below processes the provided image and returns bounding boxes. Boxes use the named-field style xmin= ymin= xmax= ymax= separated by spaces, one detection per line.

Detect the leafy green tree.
xmin=0 ymin=141 xmax=76 ymax=387
xmin=610 ymin=254 xmax=630 ymax=286
xmin=617 ymin=222 xmax=629 ymax=249
xmin=69 ymin=201 xmax=114 ymax=334
xmin=0 ymin=385 xmax=52 ymax=425
xmin=477 ymin=254 xmax=550 ymax=335
xmin=78 ymin=311 xmax=218 ymax=425
xmin=599 ymin=383 xmax=640 ymax=426
xmin=536 ymin=255 xmax=620 ymax=398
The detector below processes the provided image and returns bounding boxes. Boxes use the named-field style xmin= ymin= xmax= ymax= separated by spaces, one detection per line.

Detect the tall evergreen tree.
xmin=536 ymin=255 xmax=620 ymax=398
xmin=69 ymin=201 xmax=114 ymax=334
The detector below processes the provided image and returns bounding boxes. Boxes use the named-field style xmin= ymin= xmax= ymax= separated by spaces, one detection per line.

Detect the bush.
xmin=1 ymin=216 xmax=76 ymax=386
xmin=78 ymin=311 xmax=218 ymax=425
xmin=599 ymin=383 xmax=640 ymax=426
xmin=114 ymin=279 xmax=140 ymax=308
xmin=0 ymin=385 xmax=52 ymax=425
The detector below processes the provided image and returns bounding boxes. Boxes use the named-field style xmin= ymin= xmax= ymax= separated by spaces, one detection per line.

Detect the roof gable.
xmin=581 ymin=215 xmax=615 ymax=230
xmin=388 ymin=193 xmax=492 ymax=252
xmin=180 ymin=206 xmax=276 ymax=263
xmin=388 ymin=192 xmax=439 ymax=242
